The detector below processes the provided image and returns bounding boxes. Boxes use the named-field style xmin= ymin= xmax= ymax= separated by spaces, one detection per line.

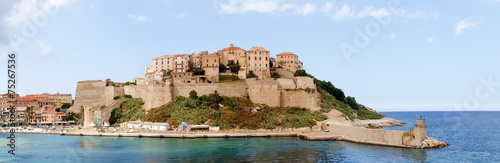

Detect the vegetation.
xmin=294 ymin=69 xmax=310 ymax=77
xmin=108 ymin=96 xmax=146 ymax=124
xmin=218 ymin=75 xmax=240 ymax=82
xmin=114 ymin=96 xmax=121 ymax=100
xmin=189 ymin=90 xmax=198 ymax=99
xmin=193 ymin=68 xmax=205 ymax=75
xmin=271 ymin=72 xmax=281 ymax=78
xmin=228 ymin=61 xmax=241 ymax=74
xmin=219 ymin=63 xmax=226 ymax=72
xmin=314 ymin=78 xmax=346 ymax=102
xmin=64 ymin=112 xmax=81 ymax=122
xmin=146 ymin=92 xmax=326 ymax=129
xmin=61 ymin=103 xmax=72 ymax=109
xmin=124 ymin=81 xmax=136 ymax=86
xmin=55 ymin=108 xmax=61 ymax=112
xmin=346 ymin=96 xmax=359 ymax=110
xmin=247 ymin=71 xmax=257 ymax=78
xmin=318 ymin=90 xmax=384 ymax=120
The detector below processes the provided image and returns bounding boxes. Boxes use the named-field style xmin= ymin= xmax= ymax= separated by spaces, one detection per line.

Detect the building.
xmin=276 ymin=52 xmax=302 ymax=73
xmin=149 ymin=55 xmax=176 ymax=73
xmin=201 ymin=53 xmax=220 ymax=83
xmin=151 ymin=123 xmax=170 ymax=130
xmin=217 ymin=44 xmax=246 ymax=66
xmin=174 ymin=54 xmax=189 ymax=73
xmin=54 ymin=93 xmax=72 ymax=109
xmin=246 ymin=46 xmax=271 ymax=79
xmin=189 ymin=52 xmax=203 ymax=69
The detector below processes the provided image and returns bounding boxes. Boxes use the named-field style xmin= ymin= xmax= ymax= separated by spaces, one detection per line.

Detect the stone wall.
xmin=124 ymin=84 xmax=173 ymax=111
xmin=246 ymin=79 xmax=280 ymax=107
xmin=281 ymin=90 xmax=320 ymax=110
xmin=172 ymin=82 xmax=247 ymax=98
xmin=277 ymin=79 xmax=296 ymax=89
xmin=327 ymin=119 xmax=427 ymax=147
xmin=294 ymin=77 xmax=316 ymax=89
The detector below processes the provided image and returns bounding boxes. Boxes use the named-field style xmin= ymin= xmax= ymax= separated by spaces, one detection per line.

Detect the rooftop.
xmin=248 ymin=46 xmax=268 ymax=52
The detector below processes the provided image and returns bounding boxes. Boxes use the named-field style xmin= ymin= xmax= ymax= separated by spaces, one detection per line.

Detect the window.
xmin=259 ymin=57 xmax=261 ymax=60
xmin=265 ymin=64 xmax=267 ymax=67
xmin=265 ymin=57 xmax=267 ymax=60
xmin=248 ymin=57 xmax=250 ymax=60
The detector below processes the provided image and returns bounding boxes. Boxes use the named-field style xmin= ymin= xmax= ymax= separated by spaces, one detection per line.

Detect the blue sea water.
xmin=0 ymin=111 xmax=499 ymax=162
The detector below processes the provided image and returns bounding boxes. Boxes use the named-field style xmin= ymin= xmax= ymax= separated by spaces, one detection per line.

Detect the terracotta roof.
xmin=277 ymin=52 xmax=296 ymax=56
xmin=175 ymin=54 xmax=188 ymax=57
xmin=220 ymin=46 xmax=244 ymax=51
xmin=247 ymin=46 xmax=268 ymax=52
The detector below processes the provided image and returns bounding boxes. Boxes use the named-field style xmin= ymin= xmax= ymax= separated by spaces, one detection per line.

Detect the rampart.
xmin=326 ymin=119 xmax=427 ymax=147
xmin=71 ymin=76 xmax=320 ymax=111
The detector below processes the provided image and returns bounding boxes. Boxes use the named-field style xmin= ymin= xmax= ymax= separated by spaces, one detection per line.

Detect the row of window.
xmin=248 ymin=56 xmax=268 ymax=61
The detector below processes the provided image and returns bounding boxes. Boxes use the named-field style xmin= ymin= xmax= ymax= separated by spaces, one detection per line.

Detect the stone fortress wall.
xmin=71 ymin=76 xmax=320 ymax=112
xmin=326 ymin=120 xmax=427 ymax=147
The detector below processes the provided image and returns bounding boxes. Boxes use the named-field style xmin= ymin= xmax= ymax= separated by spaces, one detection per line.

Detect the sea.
xmin=0 ymin=111 xmax=499 ymax=162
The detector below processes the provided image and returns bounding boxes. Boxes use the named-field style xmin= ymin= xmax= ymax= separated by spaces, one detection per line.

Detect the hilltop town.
xmin=1 ymin=44 xmax=450 ymax=149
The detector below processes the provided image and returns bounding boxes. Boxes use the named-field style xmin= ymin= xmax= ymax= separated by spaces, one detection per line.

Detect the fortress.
xmin=69 ymin=76 xmax=320 ymax=114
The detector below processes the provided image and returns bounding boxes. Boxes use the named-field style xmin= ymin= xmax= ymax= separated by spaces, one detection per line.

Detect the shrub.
xmin=271 ymin=72 xmax=281 ymax=78
xmin=294 ymin=69 xmax=309 ymax=77
xmin=193 ymin=69 xmax=205 ymax=75
xmin=219 ymin=75 xmax=240 ymax=82
xmin=122 ymin=94 xmax=133 ymax=99
xmin=247 ymin=71 xmax=257 ymax=78
xmin=114 ymin=96 xmax=120 ymax=100
xmin=189 ymin=90 xmax=198 ymax=99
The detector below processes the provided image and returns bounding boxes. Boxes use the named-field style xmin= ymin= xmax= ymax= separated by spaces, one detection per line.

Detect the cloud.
xmin=219 ymin=0 xmax=280 ymax=14
xmin=332 ymin=4 xmax=355 ymax=20
xmin=217 ymin=0 xmax=317 ymax=16
xmin=0 ymin=0 xmax=74 ymax=47
xmin=128 ymin=14 xmax=147 ymax=21
xmin=390 ymin=34 xmax=396 ymax=39
xmin=428 ymin=37 xmax=434 ymax=43
xmin=358 ymin=7 xmax=390 ymax=18
xmin=295 ymin=3 xmax=316 ymax=16
xmin=36 ymin=40 xmax=53 ymax=57
xmin=455 ymin=18 xmax=482 ymax=35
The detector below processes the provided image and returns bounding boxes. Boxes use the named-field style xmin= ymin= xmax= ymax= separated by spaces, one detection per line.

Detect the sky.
xmin=0 ymin=0 xmax=499 ymax=112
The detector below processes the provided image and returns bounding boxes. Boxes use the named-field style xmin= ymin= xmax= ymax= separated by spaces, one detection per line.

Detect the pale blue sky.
xmin=1 ymin=0 xmax=499 ymax=111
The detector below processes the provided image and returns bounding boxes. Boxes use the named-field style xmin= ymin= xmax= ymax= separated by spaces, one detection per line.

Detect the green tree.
xmin=294 ymin=69 xmax=308 ymax=77
xmin=55 ymin=108 xmax=61 ymax=112
xmin=219 ymin=63 xmax=226 ymax=72
xmin=61 ymin=103 xmax=72 ymax=109
xmin=271 ymin=72 xmax=281 ymax=78
xmin=228 ymin=61 xmax=241 ymax=74
xmin=346 ymin=96 xmax=359 ymax=110
xmin=109 ymin=108 xmax=122 ymax=124
xmin=189 ymin=90 xmax=198 ymax=99
xmin=279 ymin=61 xmax=285 ymax=67
xmin=247 ymin=71 xmax=257 ymax=78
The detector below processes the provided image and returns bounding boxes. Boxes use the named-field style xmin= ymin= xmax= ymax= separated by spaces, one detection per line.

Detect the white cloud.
xmin=332 ymin=4 xmax=355 ymax=20
xmin=36 ymin=40 xmax=53 ymax=57
xmin=455 ymin=18 xmax=482 ymax=35
xmin=296 ymin=3 xmax=315 ymax=16
xmin=428 ymin=37 xmax=434 ymax=43
xmin=322 ymin=2 xmax=333 ymax=13
xmin=0 ymin=0 xmax=75 ymax=46
xmin=218 ymin=0 xmax=316 ymax=16
xmin=390 ymin=34 xmax=396 ymax=39
xmin=358 ymin=7 xmax=390 ymax=18
xmin=128 ymin=14 xmax=147 ymax=21
xmin=219 ymin=0 xmax=280 ymax=14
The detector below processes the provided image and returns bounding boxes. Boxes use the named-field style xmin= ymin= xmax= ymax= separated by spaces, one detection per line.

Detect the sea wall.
xmin=326 ymin=119 xmax=427 ymax=147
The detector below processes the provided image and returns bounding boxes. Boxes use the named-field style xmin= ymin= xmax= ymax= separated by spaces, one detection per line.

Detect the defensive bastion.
xmin=68 ymin=77 xmax=320 ymax=113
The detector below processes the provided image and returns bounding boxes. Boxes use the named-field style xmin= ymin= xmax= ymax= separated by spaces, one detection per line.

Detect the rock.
xmin=416 ymin=137 xmax=450 ymax=149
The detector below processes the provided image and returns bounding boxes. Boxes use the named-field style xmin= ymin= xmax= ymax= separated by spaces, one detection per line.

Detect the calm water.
xmin=0 ymin=111 xmax=499 ymax=162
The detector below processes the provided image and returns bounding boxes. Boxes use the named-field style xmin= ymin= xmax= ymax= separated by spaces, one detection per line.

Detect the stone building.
xmin=246 ymin=46 xmax=271 ymax=79
xmin=54 ymin=93 xmax=72 ymax=109
xmin=174 ymin=54 xmax=189 ymax=72
xmin=276 ymin=52 xmax=302 ymax=73
xmin=216 ymin=44 xmax=246 ymax=66
xmin=201 ymin=54 xmax=220 ymax=83
xmin=148 ymin=55 xmax=175 ymax=74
